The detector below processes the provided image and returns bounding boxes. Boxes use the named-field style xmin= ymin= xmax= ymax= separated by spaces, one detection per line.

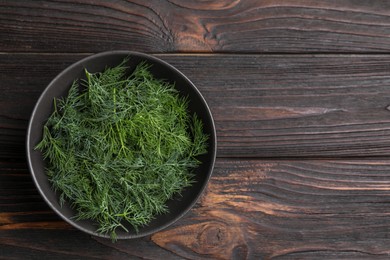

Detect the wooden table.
xmin=2 ymin=1 xmax=390 ymax=259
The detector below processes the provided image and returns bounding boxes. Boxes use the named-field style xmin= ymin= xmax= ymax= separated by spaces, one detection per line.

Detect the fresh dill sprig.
xmin=35 ymin=59 xmax=208 ymax=241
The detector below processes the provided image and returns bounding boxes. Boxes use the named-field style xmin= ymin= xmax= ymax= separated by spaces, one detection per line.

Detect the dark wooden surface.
xmin=2 ymin=1 xmax=390 ymax=259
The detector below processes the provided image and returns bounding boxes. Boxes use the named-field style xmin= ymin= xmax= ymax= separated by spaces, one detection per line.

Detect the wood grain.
xmin=3 ymin=1 xmax=390 ymax=259
xmin=3 ymin=53 xmax=390 ymax=159
xmin=3 ymin=159 xmax=390 ymax=259
xmin=1 ymin=0 xmax=390 ymax=53
xmin=153 ymin=159 xmax=390 ymax=259
xmin=161 ymin=54 xmax=390 ymax=158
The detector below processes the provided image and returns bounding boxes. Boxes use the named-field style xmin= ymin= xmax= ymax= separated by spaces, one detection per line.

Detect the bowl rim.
xmin=26 ymin=50 xmax=217 ymax=239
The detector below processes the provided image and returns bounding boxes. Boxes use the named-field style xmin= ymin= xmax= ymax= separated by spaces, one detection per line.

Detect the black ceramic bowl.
xmin=26 ymin=51 xmax=216 ymax=239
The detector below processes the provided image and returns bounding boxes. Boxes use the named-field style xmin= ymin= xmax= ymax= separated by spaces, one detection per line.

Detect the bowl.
xmin=26 ymin=51 xmax=217 ymax=239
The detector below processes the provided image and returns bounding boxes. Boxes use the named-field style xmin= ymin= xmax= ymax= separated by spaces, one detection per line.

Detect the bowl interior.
xmin=27 ymin=51 xmax=216 ymax=239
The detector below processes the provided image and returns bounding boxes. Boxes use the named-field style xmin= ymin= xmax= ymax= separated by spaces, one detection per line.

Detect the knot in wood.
xmin=197 ymin=222 xmax=229 ymax=251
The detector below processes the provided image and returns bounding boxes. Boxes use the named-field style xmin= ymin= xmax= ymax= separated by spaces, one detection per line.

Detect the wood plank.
xmin=161 ymin=54 xmax=390 ymax=158
xmin=152 ymin=159 xmax=390 ymax=259
xmin=3 ymin=158 xmax=390 ymax=258
xmin=1 ymin=1 xmax=390 ymax=53
xmin=2 ymin=53 xmax=390 ymax=158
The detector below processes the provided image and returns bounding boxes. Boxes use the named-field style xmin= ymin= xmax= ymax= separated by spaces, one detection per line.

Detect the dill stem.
xmin=113 ymin=87 xmax=126 ymax=153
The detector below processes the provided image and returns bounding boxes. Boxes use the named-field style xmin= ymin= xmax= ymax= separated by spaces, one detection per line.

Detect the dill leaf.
xmin=35 ymin=59 xmax=208 ymax=241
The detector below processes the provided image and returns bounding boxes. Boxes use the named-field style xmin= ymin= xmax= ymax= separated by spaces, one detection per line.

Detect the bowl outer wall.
xmin=26 ymin=51 xmax=217 ymax=239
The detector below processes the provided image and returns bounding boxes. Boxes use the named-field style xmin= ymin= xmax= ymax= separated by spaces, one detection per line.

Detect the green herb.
xmin=35 ymin=59 xmax=208 ymax=240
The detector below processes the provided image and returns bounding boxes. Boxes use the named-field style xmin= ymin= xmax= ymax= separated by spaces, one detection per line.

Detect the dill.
xmin=35 ymin=59 xmax=208 ymax=240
